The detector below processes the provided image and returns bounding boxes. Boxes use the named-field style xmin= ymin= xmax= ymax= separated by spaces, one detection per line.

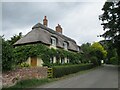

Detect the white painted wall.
xmin=53 ymin=57 xmax=56 ymax=63
xmin=26 ymin=57 xmax=31 ymax=65
xmin=26 ymin=57 xmax=43 ymax=67
xmin=37 ymin=57 xmax=44 ymax=66
xmin=50 ymin=45 xmax=57 ymax=49
xmin=64 ymin=57 xmax=67 ymax=63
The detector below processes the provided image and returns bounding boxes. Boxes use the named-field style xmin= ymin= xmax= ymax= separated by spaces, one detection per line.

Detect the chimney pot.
xmin=56 ymin=24 xmax=62 ymax=34
xmin=45 ymin=16 xmax=47 ymax=19
xmin=43 ymin=16 xmax=48 ymax=26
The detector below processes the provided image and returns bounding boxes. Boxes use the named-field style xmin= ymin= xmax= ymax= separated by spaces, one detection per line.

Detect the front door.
xmin=31 ymin=56 xmax=37 ymax=67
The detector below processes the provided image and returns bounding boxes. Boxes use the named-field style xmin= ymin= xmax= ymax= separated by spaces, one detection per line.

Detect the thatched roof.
xmin=14 ymin=23 xmax=79 ymax=52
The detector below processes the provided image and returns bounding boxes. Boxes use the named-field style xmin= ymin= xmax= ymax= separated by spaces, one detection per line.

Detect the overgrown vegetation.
xmin=99 ymin=40 xmax=118 ymax=65
xmin=80 ymin=42 xmax=107 ymax=66
xmin=52 ymin=63 xmax=94 ymax=78
xmin=13 ymin=44 xmax=82 ymax=67
xmin=2 ymin=78 xmax=53 ymax=90
xmin=2 ymin=37 xmax=14 ymax=71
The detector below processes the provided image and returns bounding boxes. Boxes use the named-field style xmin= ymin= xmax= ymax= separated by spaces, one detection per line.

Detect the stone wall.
xmin=2 ymin=67 xmax=48 ymax=87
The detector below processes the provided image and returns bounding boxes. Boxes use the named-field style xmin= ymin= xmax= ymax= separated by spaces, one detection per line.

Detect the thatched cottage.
xmin=14 ymin=16 xmax=81 ymax=67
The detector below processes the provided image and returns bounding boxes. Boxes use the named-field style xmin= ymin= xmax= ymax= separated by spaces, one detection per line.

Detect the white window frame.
xmin=61 ymin=58 xmax=65 ymax=64
xmin=63 ymin=42 xmax=68 ymax=50
xmin=50 ymin=57 xmax=54 ymax=63
xmin=67 ymin=58 xmax=70 ymax=63
xmin=78 ymin=47 xmax=80 ymax=51
xmin=51 ymin=37 xmax=57 ymax=46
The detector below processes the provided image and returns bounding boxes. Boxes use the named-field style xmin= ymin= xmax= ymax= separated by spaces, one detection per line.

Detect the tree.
xmin=81 ymin=43 xmax=92 ymax=63
xmin=91 ymin=42 xmax=107 ymax=59
xmin=2 ymin=32 xmax=23 ymax=71
xmin=90 ymin=42 xmax=107 ymax=65
xmin=99 ymin=1 xmax=120 ymax=62
xmin=8 ymin=32 xmax=22 ymax=45
xmin=80 ymin=42 xmax=107 ymax=66
xmin=99 ymin=40 xmax=118 ymax=64
xmin=2 ymin=37 xmax=14 ymax=71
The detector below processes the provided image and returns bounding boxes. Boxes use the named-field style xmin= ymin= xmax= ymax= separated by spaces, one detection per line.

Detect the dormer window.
xmin=63 ymin=42 xmax=68 ymax=50
xmin=78 ymin=47 xmax=80 ymax=51
xmin=77 ymin=46 xmax=81 ymax=52
xmin=51 ymin=37 xmax=57 ymax=46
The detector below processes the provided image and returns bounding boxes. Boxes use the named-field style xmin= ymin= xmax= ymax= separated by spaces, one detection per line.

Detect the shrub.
xmin=90 ymin=56 xmax=99 ymax=66
xmin=110 ymin=57 xmax=118 ymax=65
xmin=19 ymin=62 xmax=30 ymax=67
xmin=52 ymin=64 xmax=94 ymax=78
xmin=2 ymin=38 xmax=14 ymax=72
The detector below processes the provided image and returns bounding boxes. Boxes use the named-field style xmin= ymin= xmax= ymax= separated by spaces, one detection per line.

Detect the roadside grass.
xmin=2 ymin=78 xmax=57 ymax=90
xmin=2 ymin=66 xmax=101 ymax=90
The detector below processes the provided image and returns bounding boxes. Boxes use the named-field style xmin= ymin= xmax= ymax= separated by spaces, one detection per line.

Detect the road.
xmin=37 ymin=65 xmax=118 ymax=88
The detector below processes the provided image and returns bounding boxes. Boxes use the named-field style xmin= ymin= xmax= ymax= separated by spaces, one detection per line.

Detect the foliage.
xmin=19 ymin=62 xmax=30 ymax=67
xmin=99 ymin=1 xmax=120 ymax=62
xmin=2 ymin=78 xmax=53 ymax=90
xmin=52 ymin=64 xmax=94 ymax=78
xmin=80 ymin=43 xmax=92 ymax=63
xmin=2 ymin=37 xmax=14 ymax=72
xmin=90 ymin=56 xmax=99 ymax=66
xmin=13 ymin=44 xmax=82 ymax=66
xmin=90 ymin=42 xmax=107 ymax=65
xmin=80 ymin=42 xmax=107 ymax=66
xmin=2 ymin=32 xmax=23 ymax=71
xmin=99 ymin=40 xmax=118 ymax=64
xmin=91 ymin=42 xmax=107 ymax=58
xmin=109 ymin=57 xmax=118 ymax=65
xmin=8 ymin=32 xmax=22 ymax=45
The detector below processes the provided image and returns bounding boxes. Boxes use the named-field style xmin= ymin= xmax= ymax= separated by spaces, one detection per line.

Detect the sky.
xmin=2 ymin=1 xmax=106 ymax=45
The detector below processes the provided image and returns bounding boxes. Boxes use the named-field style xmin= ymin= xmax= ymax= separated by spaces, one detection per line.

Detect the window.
xmin=78 ymin=46 xmax=81 ymax=52
xmin=51 ymin=37 xmax=57 ymax=46
xmin=78 ymin=47 xmax=80 ymax=51
xmin=67 ymin=58 xmax=69 ymax=63
xmin=61 ymin=58 xmax=65 ymax=64
xmin=63 ymin=42 xmax=68 ymax=50
xmin=50 ymin=57 xmax=54 ymax=63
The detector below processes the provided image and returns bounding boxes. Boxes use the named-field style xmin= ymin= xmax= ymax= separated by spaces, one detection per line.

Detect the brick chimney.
xmin=43 ymin=16 xmax=48 ymax=26
xmin=56 ymin=24 xmax=62 ymax=34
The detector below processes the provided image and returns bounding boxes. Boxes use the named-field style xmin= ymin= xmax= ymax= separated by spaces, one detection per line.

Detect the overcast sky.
xmin=2 ymin=1 xmax=105 ymax=45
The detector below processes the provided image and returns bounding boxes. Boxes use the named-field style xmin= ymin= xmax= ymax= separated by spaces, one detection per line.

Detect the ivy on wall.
xmin=14 ymin=44 xmax=82 ymax=66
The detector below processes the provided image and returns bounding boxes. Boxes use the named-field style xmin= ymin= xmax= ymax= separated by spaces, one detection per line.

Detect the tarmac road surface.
xmin=36 ymin=65 xmax=118 ymax=88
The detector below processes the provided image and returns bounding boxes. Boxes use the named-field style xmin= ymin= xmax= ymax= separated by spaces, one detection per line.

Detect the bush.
xmin=109 ymin=57 xmax=118 ymax=65
xmin=2 ymin=38 xmax=14 ymax=72
xmin=19 ymin=62 xmax=30 ymax=67
xmin=90 ymin=56 xmax=99 ymax=66
xmin=52 ymin=64 xmax=94 ymax=78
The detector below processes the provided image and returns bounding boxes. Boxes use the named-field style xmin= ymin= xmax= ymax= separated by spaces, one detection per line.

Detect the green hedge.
xmin=109 ymin=57 xmax=118 ymax=65
xmin=52 ymin=64 xmax=94 ymax=78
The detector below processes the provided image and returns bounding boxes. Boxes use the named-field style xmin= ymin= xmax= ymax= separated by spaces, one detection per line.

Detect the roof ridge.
xmin=32 ymin=23 xmax=76 ymax=43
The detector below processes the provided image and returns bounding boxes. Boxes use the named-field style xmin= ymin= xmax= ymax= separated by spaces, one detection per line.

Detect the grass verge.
xmin=2 ymin=78 xmax=56 ymax=90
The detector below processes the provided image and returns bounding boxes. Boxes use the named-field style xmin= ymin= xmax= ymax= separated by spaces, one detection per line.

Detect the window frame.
xmin=61 ymin=58 xmax=65 ymax=64
xmin=51 ymin=37 xmax=57 ymax=46
xmin=63 ymin=41 xmax=68 ymax=50
xmin=50 ymin=57 xmax=54 ymax=63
